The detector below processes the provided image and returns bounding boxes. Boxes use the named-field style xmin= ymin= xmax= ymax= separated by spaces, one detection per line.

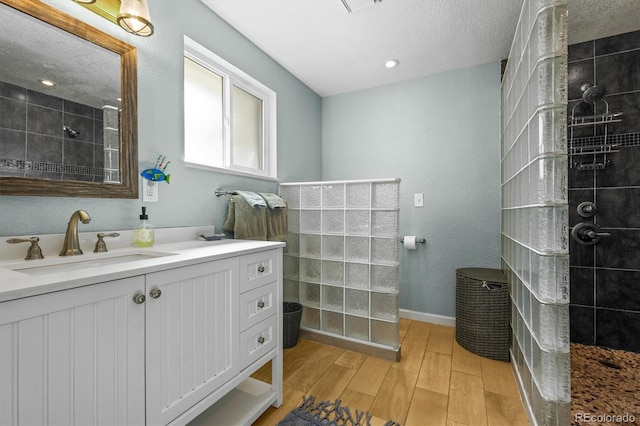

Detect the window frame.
xmin=183 ymin=36 xmax=277 ymax=180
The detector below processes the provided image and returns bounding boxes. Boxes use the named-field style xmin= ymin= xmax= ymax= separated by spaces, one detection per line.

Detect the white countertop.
xmin=0 ymin=226 xmax=285 ymax=303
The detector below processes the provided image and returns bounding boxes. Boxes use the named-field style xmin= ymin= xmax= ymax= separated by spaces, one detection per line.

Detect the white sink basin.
xmin=5 ymin=251 xmax=175 ymax=276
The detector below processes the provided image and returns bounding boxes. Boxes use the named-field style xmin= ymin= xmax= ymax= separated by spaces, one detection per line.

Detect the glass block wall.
xmin=103 ymin=105 xmax=120 ymax=183
xmin=500 ymin=1 xmax=570 ymax=425
xmin=280 ymin=179 xmax=401 ymax=350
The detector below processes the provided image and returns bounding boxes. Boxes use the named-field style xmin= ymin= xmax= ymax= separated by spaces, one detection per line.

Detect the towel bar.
xmin=215 ymin=189 xmax=236 ymax=197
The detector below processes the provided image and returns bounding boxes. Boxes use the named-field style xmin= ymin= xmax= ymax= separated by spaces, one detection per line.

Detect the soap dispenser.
xmin=134 ymin=206 xmax=155 ymax=247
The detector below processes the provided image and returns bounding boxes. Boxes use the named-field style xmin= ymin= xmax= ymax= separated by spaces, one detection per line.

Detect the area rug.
xmin=571 ymin=343 xmax=640 ymax=425
xmin=277 ymin=395 xmax=399 ymax=426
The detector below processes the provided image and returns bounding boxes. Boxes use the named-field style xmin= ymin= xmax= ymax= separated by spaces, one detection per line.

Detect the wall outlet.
xmin=143 ymin=179 xmax=158 ymax=202
xmin=414 ymin=193 xmax=424 ymax=207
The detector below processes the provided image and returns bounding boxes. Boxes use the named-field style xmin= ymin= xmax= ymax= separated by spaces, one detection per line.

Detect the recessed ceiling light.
xmin=385 ymin=59 xmax=399 ymax=68
xmin=39 ymin=79 xmax=56 ymax=87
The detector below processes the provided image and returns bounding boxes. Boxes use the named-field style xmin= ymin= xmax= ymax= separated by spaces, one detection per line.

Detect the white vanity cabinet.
xmin=0 ymin=275 xmax=147 ymax=426
xmin=0 ymin=244 xmax=283 ymax=426
xmin=145 ymin=257 xmax=240 ymax=426
xmin=181 ymin=248 xmax=283 ymax=426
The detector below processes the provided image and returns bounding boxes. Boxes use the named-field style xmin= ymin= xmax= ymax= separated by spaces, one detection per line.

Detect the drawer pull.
xmin=257 ymin=300 xmax=265 ymax=309
xmin=257 ymin=336 xmax=265 ymax=345
xmin=149 ymin=288 xmax=162 ymax=299
xmin=257 ymin=265 xmax=265 ymax=273
xmin=132 ymin=293 xmax=146 ymax=304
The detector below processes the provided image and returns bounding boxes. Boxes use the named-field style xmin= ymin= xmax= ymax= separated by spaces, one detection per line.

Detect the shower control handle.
xmin=572 ymin=222 xmax=610 ymax=246
xmin=584 ymin=229 xmax=610 ymax=239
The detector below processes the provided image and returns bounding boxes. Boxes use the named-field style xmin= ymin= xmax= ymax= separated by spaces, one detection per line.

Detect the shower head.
xmin=580 ymin=84 xmax=606 ymax=103
xmin=63 ymin=125 xmax=80 ymax=138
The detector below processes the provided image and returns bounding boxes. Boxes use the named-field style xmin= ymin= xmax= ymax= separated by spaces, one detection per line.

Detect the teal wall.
xmin=321 ymin=62 xmax=502 ymax=317
xmin=0 ymin=0 xmax=322 ymax=236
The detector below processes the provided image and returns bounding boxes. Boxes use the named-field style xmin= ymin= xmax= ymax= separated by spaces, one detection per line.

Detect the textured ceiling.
xmin=203 ymin=0 xmax=640 ymax=97
xmin=568 ymin=0 xmax=640 ymax=46
xmin=202 ymin=0 xmax=522 ymax=97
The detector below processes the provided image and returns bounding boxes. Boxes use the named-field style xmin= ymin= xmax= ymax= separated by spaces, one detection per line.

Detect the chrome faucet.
xmin=60 ymin=210 xmax=91 ymax=256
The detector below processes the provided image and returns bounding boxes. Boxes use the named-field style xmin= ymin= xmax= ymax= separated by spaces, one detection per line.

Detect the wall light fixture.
xmin=74 ymin=0 xmax=154 ymax=37
xmin=117 ymin=0 xmax=154 ymax=37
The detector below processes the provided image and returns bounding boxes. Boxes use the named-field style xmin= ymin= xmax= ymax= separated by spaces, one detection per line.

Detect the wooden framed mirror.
xmin=0 ymin=0 xmax=138 ymax=198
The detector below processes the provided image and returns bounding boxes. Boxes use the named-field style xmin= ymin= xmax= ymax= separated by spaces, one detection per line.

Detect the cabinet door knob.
xmin=257 ymin=300 xmax=265 ymax=309
xmin=132 ymin=293 xmax=146 ymax=304
xmin=149 ymin=288 xmax=162 ymax=299
xmin=257 ymin=336 xmax=265 ymax=344
xmin=257 ymin=265 xmax=265 ymax=273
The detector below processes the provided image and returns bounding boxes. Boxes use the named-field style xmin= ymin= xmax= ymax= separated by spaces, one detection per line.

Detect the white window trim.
xmin=183 ymin=35 xmax=277 ymax=180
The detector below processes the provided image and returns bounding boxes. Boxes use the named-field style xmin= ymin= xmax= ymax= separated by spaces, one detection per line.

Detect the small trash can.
xmin=283 ymin=302 xmax=303 ymax=349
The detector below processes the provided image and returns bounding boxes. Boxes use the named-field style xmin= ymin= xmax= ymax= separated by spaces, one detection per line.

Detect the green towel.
xmin=265 ymin=203 xmax=288 ymax=242
xmin=222 ymin=195 xmax=267 ymax=240
xmin=235 ymin=190 xmax=267 ymax=208
xmin=259 ymin=192 xmax=287 ymax=209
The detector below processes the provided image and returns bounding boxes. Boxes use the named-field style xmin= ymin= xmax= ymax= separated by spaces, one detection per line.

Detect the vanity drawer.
xmin=240 ymin=249 xmax=279 ymax=293
xmin=240 ymin=281 xmax=277 ymax=331
xmin=239 ymin=314 xmax=277 ymax=370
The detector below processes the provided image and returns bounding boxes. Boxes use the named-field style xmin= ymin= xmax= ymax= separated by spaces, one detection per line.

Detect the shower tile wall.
xmin=0 ymin=80 xmax=105 ymax=182
xmin=568 ymin=30 xmax=640 ymax=353
xmin=280 ymin=179 xmax=401 ymax=350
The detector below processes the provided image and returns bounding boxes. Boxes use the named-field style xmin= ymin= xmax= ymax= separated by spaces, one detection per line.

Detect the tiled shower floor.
xmin=571 ymin=343 xmax=640 ymax=425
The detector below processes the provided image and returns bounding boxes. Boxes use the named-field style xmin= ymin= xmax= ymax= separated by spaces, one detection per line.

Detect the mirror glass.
xmin=0 ymin=0 xmax=138 ymax=198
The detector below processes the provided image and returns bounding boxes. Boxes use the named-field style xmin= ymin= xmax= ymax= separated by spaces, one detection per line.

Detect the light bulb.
xmin=385 ymin=59 xmax=399 ymax=68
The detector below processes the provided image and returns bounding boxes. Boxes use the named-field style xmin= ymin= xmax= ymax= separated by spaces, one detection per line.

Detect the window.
xmin=183 ymin=36 xmax=277 ymax=179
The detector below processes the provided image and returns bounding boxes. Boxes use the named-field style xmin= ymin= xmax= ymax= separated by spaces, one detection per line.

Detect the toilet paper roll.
xmin=403 ymin=236 xmax=418 ymax=250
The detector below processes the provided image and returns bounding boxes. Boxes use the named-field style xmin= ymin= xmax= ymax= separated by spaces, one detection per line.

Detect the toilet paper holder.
xmin=399 ymin=237 xmax=426 ymax=244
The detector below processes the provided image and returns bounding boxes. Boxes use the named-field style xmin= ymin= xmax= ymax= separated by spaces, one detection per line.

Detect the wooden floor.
xmin=252 ymin=319 xmax=528 ymax=425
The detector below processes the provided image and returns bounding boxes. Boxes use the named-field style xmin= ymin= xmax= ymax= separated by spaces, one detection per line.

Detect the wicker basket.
xmin=455 ymin=268 xmax=510 ymax=361
xmin=283 ymin=302 xmax=303 ymax=349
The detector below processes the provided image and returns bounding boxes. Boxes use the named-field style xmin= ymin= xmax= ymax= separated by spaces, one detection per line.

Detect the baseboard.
xmin=399 ymin=309 xmax=456 ymax=327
